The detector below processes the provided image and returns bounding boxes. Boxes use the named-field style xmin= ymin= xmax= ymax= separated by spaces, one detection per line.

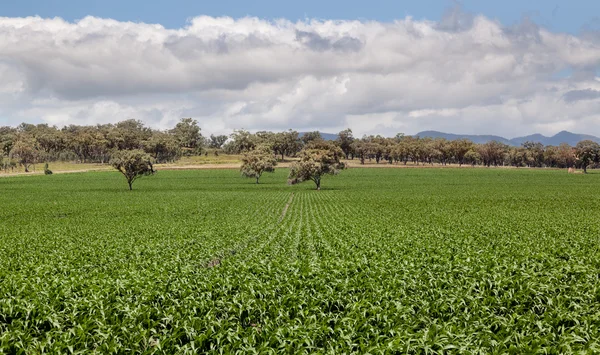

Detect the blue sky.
xmin=1 ymin=0 xmax=599 ymax=34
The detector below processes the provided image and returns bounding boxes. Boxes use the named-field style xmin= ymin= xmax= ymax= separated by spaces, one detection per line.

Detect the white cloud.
xmin=0 ymin=12 xmax=599 ymax=137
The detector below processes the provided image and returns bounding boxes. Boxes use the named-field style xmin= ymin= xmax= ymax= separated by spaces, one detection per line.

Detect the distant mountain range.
xmin=415 ymin=130 xmax=600 ymax=146
xmin=301 ymin=130 xmax=600 ymax=146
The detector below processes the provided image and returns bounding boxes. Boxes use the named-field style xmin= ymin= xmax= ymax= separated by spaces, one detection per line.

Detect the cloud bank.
xmin=1 ymin=11 xmax=600 ymax=137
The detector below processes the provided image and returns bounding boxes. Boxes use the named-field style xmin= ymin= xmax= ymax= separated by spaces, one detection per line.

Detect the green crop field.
xmin=1 ymin=168 xmax=599 ymax=353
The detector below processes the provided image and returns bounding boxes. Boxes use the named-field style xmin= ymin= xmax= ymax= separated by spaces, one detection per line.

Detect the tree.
xmin=450 ymin=139 xmax=473 ymax=166
xmin=109 ymin=119 xmax=152 ymax=151
xmin=225 ymin=129 xmax=257 ymax=154
xmin=240 ymin=146 xmax=278 ymax=184
xmin=280 ymin=130 xmax=301 ymax=160
xmin=144 ymin=131 xmax=181 ymax=163
xmin=557 ymin=143 xmax=575 ymax=168
xmin=110 ymin=150 xmax=155 ymax=190
xmin=301 ymin=131 xmax=323 ymax=145
xmin=288 ymin=142 xmax=346 ymax=190
xmin=0 ymin=126 xmax=16 ymax=156
xmin=464 ymin=149 xmax=481 ymax=166
xmin=208 ymin=134 xmax=228 ymax=149
xmin=170 ymin=118 xmax=203 ymax=150
xmin=575 ymin=140 xmax=600 ymax=173
xmin=336 ymin=129 xmax=354 ymax=159
xmin=522 ymin=141 xmax=545 ymax=167
xmin=9 ymin=136 xmax=39 ymax=172
xmin=478 ymin=141 xmax=507 ymax=167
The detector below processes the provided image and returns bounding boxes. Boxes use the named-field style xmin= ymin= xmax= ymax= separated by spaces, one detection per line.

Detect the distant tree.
xmin=280 ymin=130 xmax=302 ymax=160
xmin=9 ymin=136 xmax=39 ymax=172
xmin=240 ymin=146 xmax=278 ymax=184
xmin=478 ymin=141 xmax=507 ymax=167
xmin=430 ymin=138 xmax=451 ymax=165
xmin=209 ymin=134 xmax=228 ymax=149
xmin=351 ymin=140 xmax=368 ymax=164
xmin=288 ymin=142 xmax=346 ymax=190
xmin=393 ymin=133 xmax=405 ymax=143
xmin=450 ymin=139 xmax=473 ymax=166
xmin=575 ymin=140 xmax=600 ymax=173
xmin=464 ymin=149 xmax=481 ymax=167
xmin=225 ymin=129 xmax=257 ymax=154
xmin=557 ymin=143 xmax=576 ymax=168
xmin=336 ymin=129 xmax=354 ymax=159
xmin=542 ymin=145 xmax=558 ymax=168
xmin=109 ymin=119 xmax=152 ymax=151
xmin=522 ymin=141 xmax=545 ymax=167
xmin=110 ymin=150 xmax=155 ymax=190
xmin=170 ymin=118 xmax=203 ymax=150
xmin=144 ymin=132 xmax=181 ymax=163
xmin=301 ymin=131 xmax=323 ymax=145
xmin=0 ymin=126 xmax=16 ymax=156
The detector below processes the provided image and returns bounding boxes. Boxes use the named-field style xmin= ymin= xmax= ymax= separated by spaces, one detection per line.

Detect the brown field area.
xmin=1 ymin=156 xmax=574 ymax=178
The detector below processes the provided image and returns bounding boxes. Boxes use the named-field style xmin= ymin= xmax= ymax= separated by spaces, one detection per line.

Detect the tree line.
xmin=1 ymin=120 xmax=599 ymax=174
xmin=0 ymin=119 xmax=227 ymax=172
xmin=224 ymin=129 xmax=599 ymax=173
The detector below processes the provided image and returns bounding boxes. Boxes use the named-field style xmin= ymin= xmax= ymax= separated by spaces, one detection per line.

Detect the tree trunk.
xmin=256 ymin=176 xmax=260 ymax=184
xmin=316 ymin=180 xmax=321 ymax=190
xmin=128 ymin=181 xmax=133 ymax=190
xmin=583 ymin=165 xmax=588 ymax=174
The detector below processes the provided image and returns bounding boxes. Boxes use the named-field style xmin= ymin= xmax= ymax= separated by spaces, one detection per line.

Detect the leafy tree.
xmin=9 ymin=136 xmax=39 ymax=172
xmin=110 ymin=150 xmax=155 ymax=190
xmin=170 ymin=118 xmax=203 ymax=150
xmin=240 ymin=146 xmax=278 ymax=184
xmin=543 ymin=145 xmax=558 ymax=168
xmin=301 ymin=131 xmax=323 ymax=145
xmin=431 ymin=138 xmax=451 ymax=165
xmin=477 ymin=141 xmax=507 ymax=167
xmin=336 ymin=129 xmax=354 ymax=159
xmin=464 ymin=149 xmax=481 ymax=166
xmin=575 ymin=140 xmax=600 ymax=173
xmin=288 ymin=142 xmax=346 ymax=190
xmin=144 ymin=132 xmax=181 ymax=163
xmin=0 ymin=126 xmax=16 ymax=157
xmin=450 ymin=139 xmax=473 ymax=166
xmin=225 ymin=129 xmax=257 ymax=154
xmin=522 ymin=141 xmax=545 ymax=167
xmin=279 ymin=130 xmax=301 ymax=160
xmin=506 ymin=146 xmax=527 ymax=167
xmin=209 ymin=134 xmax=228 ymax=149
xmin=63 ymin=125 xmax=110 ymax=163
xmin=556 ymin=143 xmax=575 ymax=168
xmin=109 ymin=119 xmax=152 ymax=151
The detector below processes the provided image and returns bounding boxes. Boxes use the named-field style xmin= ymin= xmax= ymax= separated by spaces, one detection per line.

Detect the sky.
xmin=1 ymin=1 xmax=600 ymax=137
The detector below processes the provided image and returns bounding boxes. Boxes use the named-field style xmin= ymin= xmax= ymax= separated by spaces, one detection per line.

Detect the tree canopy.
xmin=288 ymin=142 xmax=346 ymax=190
xmin=110 ymin=150 xmax=155 ymax=190
xmin=575 ymin=140 xmax=600 ymax=173
xmin=240 ymin=146 xmax=278 ymax=184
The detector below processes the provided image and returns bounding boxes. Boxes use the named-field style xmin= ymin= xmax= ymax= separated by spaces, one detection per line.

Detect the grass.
xmin=0 ymin=154 xmax=244 ymax=176
xmin=1 ymin=168 xmax=599 ymax=353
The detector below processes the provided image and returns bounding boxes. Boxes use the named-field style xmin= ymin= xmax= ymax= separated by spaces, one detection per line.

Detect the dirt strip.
xmin=279 ymin=193 xmax=295 ymax=223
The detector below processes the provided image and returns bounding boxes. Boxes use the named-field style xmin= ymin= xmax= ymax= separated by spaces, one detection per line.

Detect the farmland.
xmin=1 ymin=168 xmax=600 ymax=353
